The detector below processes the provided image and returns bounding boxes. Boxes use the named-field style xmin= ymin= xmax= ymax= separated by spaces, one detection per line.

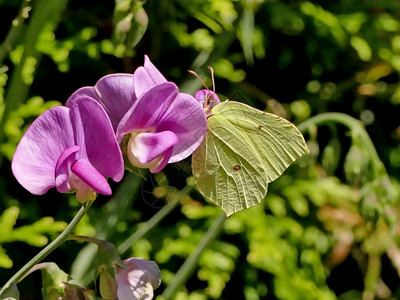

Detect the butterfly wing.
xmin=192 ymin=113 xmax=268 ymax=215
xmin=192 ymin=101 xmax=309 ymax=216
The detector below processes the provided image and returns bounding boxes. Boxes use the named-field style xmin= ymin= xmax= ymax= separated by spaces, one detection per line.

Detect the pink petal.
xmin=132 ymin=67 xmax=158 ymax=99
xmin=67 ymin=86 xmax=98 ymax=103
xmin=67 ymin=74 xmax=137 ymax=130
xmin=127 ymin=131 xmax=177 ymax=173
xmin=71 ymin=158 xmax=111 ymax=195
xmin=158 ymin=92 xmax=207 ymax=163
xmin=133 ymin=55 xmax=167 ymax=98
xmin=69 ymin=96 xmax=124 ymax=182
xmin=117 ymin=82 xmax=178 ymax=140
xmin=150 ymin=146 xmax=174 ymax=173
xmin=11 ymin=106 xmax=75 ymax=195
xmin=144 ymin=55 xmax=167 ymax=85
xmin=94 ymin=74 xmax=137 ymax=128
xmin=55 ymin=146 xmax=81 ymax=193
xmin=116 ymin=258 xmax=161 ymax=300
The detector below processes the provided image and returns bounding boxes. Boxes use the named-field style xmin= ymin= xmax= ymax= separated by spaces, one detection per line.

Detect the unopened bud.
xmin=99 ymin=268 xmax=118 ymax=300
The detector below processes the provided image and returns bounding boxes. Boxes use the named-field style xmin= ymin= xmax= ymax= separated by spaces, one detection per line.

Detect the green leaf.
xmin=0 ymin=206 xmax=19 ymax=234
xmin=0 ymin=207 xmax=67 ymax=268
xmin=0 ymin=246 xmax=13 ymax=268
xmin=192 ymin=101 xmax=309 ymax=216
xmin=40 ymin=262 xmax=68 ymax=299
xmin=0 ymin=282 xmax=19 ymax=300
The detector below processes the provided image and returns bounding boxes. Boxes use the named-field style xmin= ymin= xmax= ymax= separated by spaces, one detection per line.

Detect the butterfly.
xmin=189 ymin=68 xmax=309 ymax=216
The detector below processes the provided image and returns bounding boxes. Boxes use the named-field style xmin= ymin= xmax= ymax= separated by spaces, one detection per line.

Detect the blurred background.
xmin=1 ymin=0 xmax=400 ymax=299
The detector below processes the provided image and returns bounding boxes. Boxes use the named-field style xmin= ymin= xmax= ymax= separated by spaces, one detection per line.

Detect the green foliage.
xmin=2 ymin=0 xmax=400 ymax=299
xmin=113 ymin=0 xmax=148 ymax=56
xmin=2 ymin=96 xmax=61 ymax=160
xmin=0 ymin=207 xmax=66 ymax=268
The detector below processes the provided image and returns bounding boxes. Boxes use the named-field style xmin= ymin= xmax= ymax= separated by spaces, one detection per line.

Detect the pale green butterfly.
xmin=190 ymin=68 xmax=309 ymax=216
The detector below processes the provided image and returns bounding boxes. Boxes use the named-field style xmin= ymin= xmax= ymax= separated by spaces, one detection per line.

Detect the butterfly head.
xmin=194 ymin=89 xmax=220 ymax=108
xmin=188 ymin=67 xmax=221 ymax=116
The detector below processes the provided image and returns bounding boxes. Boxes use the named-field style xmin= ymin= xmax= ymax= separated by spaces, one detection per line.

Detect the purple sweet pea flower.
xmin=115 ymin=258 xmax=161 ymax=300
xmin=12 ymin=97 xmax=124 ymax=202
xmin=67 ymin=56 xmax=207 ymax=173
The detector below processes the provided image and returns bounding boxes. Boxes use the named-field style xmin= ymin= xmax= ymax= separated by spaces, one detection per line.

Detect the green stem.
xmin=70 ymin=172 xmax=144 ymax=284
xmin=117 ymin=185 xmax=192 ymax=255
xmin=69 ymin=234 xmax=105 ymax=245
xmin=161 ymin=212 xmax=227 ymax=299
xmin=0 ymin=203 xmax=89 ymax=295
xmin=364 ymin=255 xmax=381 ymax=297
xmin=297 ymin=112 xmax=386 ymax=176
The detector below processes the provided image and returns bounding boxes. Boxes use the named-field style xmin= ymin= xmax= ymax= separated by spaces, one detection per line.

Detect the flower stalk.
xmin=0 ymin=201 xmax=91 ymax=295
xmin=161 ymin=212 xmax=226 ymax=299
xmin=117 ymin=184 xmax=193 ymax=255
xmin=297 ymin=112 xmax=386 ymax=177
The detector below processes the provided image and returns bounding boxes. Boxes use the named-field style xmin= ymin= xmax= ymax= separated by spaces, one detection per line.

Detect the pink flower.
xmin=11 ymin=97 xmax=124 ymax=202
xmin=115 ymin=258 xmax=161 ymax=300
xmin=67 ymin=56 xmax=207 ymax=173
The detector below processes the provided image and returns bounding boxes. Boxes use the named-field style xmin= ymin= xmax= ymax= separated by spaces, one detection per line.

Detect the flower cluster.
xmin=11 ymin=97 xmax=124 ymax=203
xmin=10 ymin=56 xmax=208 ymax=299
xmin=12 ymin=55 xmax=207 ymax=202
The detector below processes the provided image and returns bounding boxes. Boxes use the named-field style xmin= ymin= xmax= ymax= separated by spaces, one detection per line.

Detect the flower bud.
xmin=99 ymin=267 xmax=118 ymax=300
xmin=24 ymin=262 xmax=89 ymax=300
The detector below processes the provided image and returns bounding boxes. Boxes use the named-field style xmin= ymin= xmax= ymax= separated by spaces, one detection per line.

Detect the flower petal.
xmin=132 ymin=68 xmax=158 ymax=99
xmin=67 ymin=74 xmax=137 ymax=130
xmin=117 ymin=82 xmax=178 ymax=139
xmin=150 ymin=146 xmax=174 ymax=173
xmin=55 ymin=146 xmax=81 ymax=193
xmin=133 ymin=55 xmax=167 ymax=98
xmin=144 ymin=55 xmax=167 ymax=84
xmin=157 ymin=92 xmax=207 ymax=163
xmin=69 ymin=96 xmax=124 ymax=182
xmin=71 ymin=158 xmax=111 ymax=195
xmin=11 ymin=106 xmax=75 ymax=195
xmin=127 ymin=131 xmax=178 ymax=165
xmin=116 ymin=258 xmax=161 ymax=300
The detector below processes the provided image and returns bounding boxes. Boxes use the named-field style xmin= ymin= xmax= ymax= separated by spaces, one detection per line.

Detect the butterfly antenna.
xmin=188 ymin=70 xmax=209 ymax=91
xmin=208 ymin=66 xmax=215 ymax=93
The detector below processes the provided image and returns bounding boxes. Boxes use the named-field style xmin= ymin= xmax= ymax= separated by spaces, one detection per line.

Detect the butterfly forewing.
xmin=212 ymin=101 xmax=309 ymax=182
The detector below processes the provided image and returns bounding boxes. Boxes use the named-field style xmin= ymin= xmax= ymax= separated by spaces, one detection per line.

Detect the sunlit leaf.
xmin=0 ymin=207 xmax=67 ymax=268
